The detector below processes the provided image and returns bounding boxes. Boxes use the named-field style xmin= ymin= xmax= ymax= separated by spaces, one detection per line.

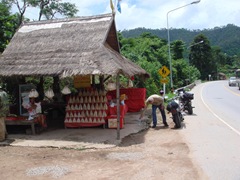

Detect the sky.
xmin=18 ymin=0 xmax=240 ymax=31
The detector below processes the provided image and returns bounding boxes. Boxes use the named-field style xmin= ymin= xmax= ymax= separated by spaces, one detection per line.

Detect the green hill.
xmin=121 ymin=24 xmax=240 ymax=56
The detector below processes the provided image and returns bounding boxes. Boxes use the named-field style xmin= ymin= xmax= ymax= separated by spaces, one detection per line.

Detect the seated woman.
xmin=22 ymin=89 xmax=47 ymax=128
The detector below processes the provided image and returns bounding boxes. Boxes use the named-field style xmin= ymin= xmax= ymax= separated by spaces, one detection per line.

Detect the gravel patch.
xmin=106 ymin=152 xmax=145 ymax=161
xmin=26 ymin=165 xmax=70 ymax=178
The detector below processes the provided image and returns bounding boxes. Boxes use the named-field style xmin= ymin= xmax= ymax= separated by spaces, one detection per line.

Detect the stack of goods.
xmin=64 ymin=90 xmax=108 ymax=127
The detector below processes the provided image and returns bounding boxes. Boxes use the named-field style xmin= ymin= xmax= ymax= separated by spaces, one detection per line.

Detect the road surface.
xmin=181 ymin=81 xmax=240 ymax=180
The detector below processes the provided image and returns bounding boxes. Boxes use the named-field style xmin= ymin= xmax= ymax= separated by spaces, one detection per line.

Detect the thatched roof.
xmin=0 ymin=13 xmax=149 ymax=78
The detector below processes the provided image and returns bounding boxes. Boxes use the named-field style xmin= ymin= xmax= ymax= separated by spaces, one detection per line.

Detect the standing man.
xmin=159 ymin=90 xmax=167 ymax=127
xmin=0 ymin=86 xmax=9 ymax=141
xmin=139 ymin=94 xmax=168 ymax=128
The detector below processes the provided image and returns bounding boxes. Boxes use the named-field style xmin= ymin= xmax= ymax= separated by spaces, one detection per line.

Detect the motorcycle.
xmin=177 ymin=88 xmax=194 ymax=115
xmin=166 ymin=97 xmax=184 ymax=129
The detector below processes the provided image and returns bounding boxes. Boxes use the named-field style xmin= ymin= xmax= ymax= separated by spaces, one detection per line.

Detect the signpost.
xmin=158 ymin=66 xmax=170 ymax=94
xmin=158 ymin=66 xmax=170 ymax=78
xmin=160 ymin=78 xmax=168 ymax=84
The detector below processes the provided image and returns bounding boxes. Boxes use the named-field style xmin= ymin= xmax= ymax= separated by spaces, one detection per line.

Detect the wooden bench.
xmin=5 ymin=118 xmax=39 ymax=135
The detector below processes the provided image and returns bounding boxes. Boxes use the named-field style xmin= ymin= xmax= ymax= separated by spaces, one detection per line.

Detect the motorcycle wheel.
xmin=187 ymin=104 xmax=193 ymax=115
xmin=179 ymin=111 xmax=184 ymax=121
xmin=173 ymin=114 xmax=181 ymax=128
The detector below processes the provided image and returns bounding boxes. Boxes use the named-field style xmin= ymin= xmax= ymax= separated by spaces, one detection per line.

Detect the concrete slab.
xmin=1 ymin=112 xmax=150 ymax=149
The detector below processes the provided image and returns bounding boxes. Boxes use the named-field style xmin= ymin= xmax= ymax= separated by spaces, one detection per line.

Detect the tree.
xmin=119 ymin=32 xmax=169 ymax=96
xmin=8 ymin=0 xmax=29 ymax=26
xmin=42 ymin=1 xmax=78 ymax=20
xmin=171 ymin=59 xmax=200 ymax=87
xmin=0 ymin=0 xmax=18 ymax=52
xmin=189 ymin=34 xmax=214 ymax=80
xmin=10 ymin=0 xmax=78 ymax=25
xmin=171 ymin=40 xmax=185 ymax=60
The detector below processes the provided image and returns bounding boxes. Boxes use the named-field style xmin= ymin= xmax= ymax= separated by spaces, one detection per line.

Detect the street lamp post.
xmin=167 ymin=0 xmax=201 ymax=88
xmin=187 ymin=40 xmax=204 ymax=50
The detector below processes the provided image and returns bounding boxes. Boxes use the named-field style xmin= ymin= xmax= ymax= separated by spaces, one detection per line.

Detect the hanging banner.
xmin=74 ymin=75 xmax=91 ymax=88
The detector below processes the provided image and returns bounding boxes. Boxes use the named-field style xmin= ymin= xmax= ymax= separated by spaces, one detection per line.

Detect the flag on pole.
xmin=117 ymin=0 xmax=121 ymax=13
xmin=110 ymin=0 xmax=114 ymax=13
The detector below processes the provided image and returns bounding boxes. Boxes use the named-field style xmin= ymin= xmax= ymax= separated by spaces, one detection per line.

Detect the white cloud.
xmin=13 ymin=0 xmax=240 ymax=30
xmin=114 ymin=0 xmax=240 ymax=30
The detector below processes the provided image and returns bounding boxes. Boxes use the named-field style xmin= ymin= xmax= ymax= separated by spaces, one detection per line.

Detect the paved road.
xmin=180 ymin=81 xmax=240 ymax=180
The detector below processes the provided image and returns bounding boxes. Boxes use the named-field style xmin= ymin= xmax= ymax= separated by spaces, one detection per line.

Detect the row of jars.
xmin=65 ymin=110 xmax=107 ymax=118
xmin=64 ymin=117 xmax=106 ymax=123
xmin=66 ymin=103 xmax=108 ymax=111
xmin=68 ymin=96 xmax=107 ymax=104
xmin=78 ymin=90 xmax=107 ymax=97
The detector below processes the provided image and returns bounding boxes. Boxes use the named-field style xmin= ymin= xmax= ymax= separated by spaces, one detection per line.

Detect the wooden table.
xmin=5 ymin=117 xmax=39 ymax=135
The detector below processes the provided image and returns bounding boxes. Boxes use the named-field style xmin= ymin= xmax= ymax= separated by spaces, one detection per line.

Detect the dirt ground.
xmin=0 ymin=119 xmax=207 ymax=180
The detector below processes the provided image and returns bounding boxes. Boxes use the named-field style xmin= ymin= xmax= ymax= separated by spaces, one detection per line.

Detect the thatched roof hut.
xmin=0 ymin=13 xmax=148 ymax=78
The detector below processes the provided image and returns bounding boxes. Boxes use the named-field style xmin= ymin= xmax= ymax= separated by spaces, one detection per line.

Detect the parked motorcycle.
xmin=177 ymin=89 xmax=194 ymax=115
xmin=166 ymin=97 xmax=184 ymax=129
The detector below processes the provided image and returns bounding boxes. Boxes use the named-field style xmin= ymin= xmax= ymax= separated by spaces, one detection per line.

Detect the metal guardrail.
xmin=175 ymin=80 xmax=201 ymax=92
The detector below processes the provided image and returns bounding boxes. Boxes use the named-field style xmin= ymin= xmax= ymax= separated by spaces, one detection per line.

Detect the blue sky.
xmin=14 ymin=0 xmax=240 ymax=31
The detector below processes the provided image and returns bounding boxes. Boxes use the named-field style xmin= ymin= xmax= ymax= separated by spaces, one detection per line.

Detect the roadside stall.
xmin=0 ymin=13 xmax=149 ymax=138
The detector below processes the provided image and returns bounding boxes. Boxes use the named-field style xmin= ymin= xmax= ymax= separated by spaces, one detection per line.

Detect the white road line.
xmin=200 ymin=85 xmax=240 ymax=136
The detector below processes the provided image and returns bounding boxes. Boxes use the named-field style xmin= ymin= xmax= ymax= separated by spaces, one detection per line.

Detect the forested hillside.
xmin=121 ymin=24 xmax=240 ymax=56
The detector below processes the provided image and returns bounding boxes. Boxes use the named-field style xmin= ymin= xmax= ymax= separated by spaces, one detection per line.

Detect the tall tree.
xmin=171 ymin=40 xmax=184 ymax=60
xmin=189 ymin=34 xmax=213 ymax=80
xmin=41 ymin=1 xmax=78 ymax=20
xmin=9 ymin=0 xmax=29 ymax=26
xmin=0 ymin=0 xmax=18 ymax=52
xmin=10 ymin=0 xmax=78 ymax=25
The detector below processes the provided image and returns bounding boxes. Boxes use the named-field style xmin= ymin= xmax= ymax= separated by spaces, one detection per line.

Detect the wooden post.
xmin=116 ymin=74 xmax=120 ymax=140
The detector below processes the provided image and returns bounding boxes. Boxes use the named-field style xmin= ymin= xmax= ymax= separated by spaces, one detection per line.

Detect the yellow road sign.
xmin=160 ymin=78 xmax=169 ymax=84
xmin=158 ymin=66 xmax=170 ymax=78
